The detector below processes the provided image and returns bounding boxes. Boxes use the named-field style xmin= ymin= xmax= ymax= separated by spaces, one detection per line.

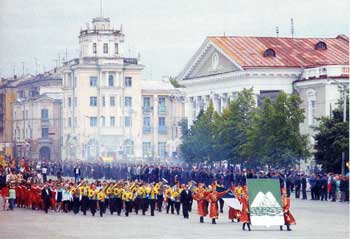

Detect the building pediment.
xmin=178 ymin=38 xmax=243 ymax=81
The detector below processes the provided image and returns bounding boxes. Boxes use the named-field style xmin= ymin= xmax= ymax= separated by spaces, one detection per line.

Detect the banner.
xmin=217 ymin=186 xmax=242 ymax=210
xmin=247 ymin=179 xmax=284 ymax=226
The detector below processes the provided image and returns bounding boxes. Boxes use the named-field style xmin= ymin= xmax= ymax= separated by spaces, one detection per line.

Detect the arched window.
xmin=263 ymin=48 xmax=276 ymax=57
xmin=315 ymin=41 xmax=327 ymax=50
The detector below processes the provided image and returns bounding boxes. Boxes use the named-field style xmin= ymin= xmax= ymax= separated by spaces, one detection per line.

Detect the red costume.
xmin=50 ymin=189 xmax=57 ymax=209
xmin=239 ymin=195 xmax=250 ymax=223
xmin=15 ymin=185 xmax=22 ymax=207
xmin=282 ymin=195 xmax=296 ymax=225
xmin=206 ymin=189 xmax=227 ymax=219
xmin=193 ymin=187 xmax=208 ymax=217
xmin=228 ymin=186 xmax=241 ymax=220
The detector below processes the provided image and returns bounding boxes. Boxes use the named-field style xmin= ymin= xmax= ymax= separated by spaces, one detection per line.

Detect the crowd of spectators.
xmin=0 ymin=158 xmax=348 ymax=203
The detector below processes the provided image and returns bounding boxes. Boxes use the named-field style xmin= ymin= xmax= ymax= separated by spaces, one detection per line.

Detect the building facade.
xmin=11 ymin=72 xmax=63 ymax=161
xmin=294 ymin=65 xmax=349 ymax=142
xmin=177 ymin=35 xmax=349 ymax=142
xmin=61 ymin=16 xmax=185 ymax=161
xmin=0 ymin=77 xmax=17 ymax=158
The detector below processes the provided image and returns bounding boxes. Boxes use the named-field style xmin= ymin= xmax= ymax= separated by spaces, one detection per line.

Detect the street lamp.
xmin=330 ymin=80 xmax=348 ymax=175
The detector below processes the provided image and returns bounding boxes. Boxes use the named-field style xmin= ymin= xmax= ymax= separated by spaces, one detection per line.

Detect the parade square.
xmin=0 ymin=0 xmax=349 ymax=239
xmin=0 ymin=197 xmax=348 ymax=239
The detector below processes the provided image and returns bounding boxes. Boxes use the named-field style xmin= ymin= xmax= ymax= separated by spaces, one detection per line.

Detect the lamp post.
xmin=330 ymin=80 xmax=348 ymax=175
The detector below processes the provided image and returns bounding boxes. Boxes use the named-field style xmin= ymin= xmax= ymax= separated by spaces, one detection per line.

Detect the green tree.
xmin=245 ymin=92 xmax=310 ymax=168
xmin=180 ymin=102 xmax=217 ymax=164
xmin=314 ymin=93 xmax=349 ymax=173
xmin=169 ymin=76 xmax=184 ymax=88
xmin=215 ymin=88 xmax=256 ymax=166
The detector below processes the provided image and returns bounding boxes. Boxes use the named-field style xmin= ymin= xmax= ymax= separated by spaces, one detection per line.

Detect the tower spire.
xmin=100 ymin=0 xmax=103 ymax=17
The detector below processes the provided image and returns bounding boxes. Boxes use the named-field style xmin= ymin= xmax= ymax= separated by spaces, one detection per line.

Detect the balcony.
xmin=143 ymin=126 xmax=152 ymax=134
xmin=38 ymin=137 xmax=53 ymax=144
xmin=158 ymin=125 xmax=167 ymax=134
xmin=158 ymin=105 xmax=166 ymax=114
xmin=301 ymin=65 xmax=349 ymax=80
xmin=143 ymin=106 xmax=152 ymax=113
xmin=41 ymin=118 xmax=50 ymax=126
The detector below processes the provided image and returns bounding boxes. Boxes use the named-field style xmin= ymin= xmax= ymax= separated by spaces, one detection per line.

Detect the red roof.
xmin=208 ymin=35 xmax=349 ymax=68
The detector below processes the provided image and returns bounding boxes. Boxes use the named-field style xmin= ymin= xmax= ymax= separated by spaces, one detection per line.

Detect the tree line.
xmin=179 ymin=89 xmax=311 ymax=169
xmin=180 ymin=88 xmax=349 ymax=174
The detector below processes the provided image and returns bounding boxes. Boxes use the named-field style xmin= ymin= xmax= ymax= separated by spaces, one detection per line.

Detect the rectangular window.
xmin=115 ymin=43 xmax=119 ymax=55
xmin=90 ymin=96 xmax=97 ymax=106
xmin=143 ymin=142 xmax=152 ymax=158
xmin=158 ymin=96 xmax=166 ymax=113
xmin=90 ymin=76 xmax=97 ymax=87
xmin=102 ymin=96 xmax=106 ymax=107
xmin=143 ymin=117 xmax=151 ymax=126
xmin=125 ymin=97 xmax=132 ymax=107
xmin=158 ymin=142 xmax=167 ymax=158
xmin=93 ymin=43 xmax=97 ymax=54
xmin=110 ymin=96 xmax=115 ymax=106
xmin=41 ymin=128 xmax=49 ymax=138
xmin=90 ymin=117 xmax=97 ymax=127
xmin=74 ymin=97 xmax=77 ymax=107
xmin=143 ymin=97 xmax=151 ymax=112
xmin=101 ymin=116 xmax=105 ymax=127
xmin=103 ymin=43 xmax=108 ymax=54
xmin=158 ymin=117 xmax=166 ymax=134
xmin=41 ymin=109 xmax=48 ymax=120
xmin=110 ymin=116 xmax=115 ymax=127
xmin=159 ymin=96 xmax=166 ymax=106
xmin=159 ymin=117 xmax=165 ymax=126
xmin=143 ymin=117 xmax=151 ymax=133
xmin=68 ymin=117 xmax=72 ymax=127
xmin=143 ymin=97 xmax=151 ymax=107
xmin=68 ymin=97 xmax=72 ymax=107
xmin=124 ymin=116 xmax=132 ymax=127
xmin=108 ymin=75 xmax=114 ymax=87
xmin=125 ymin=77 xmax=132 ymax=87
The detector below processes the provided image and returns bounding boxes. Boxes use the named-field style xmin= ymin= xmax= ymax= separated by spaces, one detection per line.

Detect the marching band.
xmin=1 ymin=177 xmax=295 ymax=231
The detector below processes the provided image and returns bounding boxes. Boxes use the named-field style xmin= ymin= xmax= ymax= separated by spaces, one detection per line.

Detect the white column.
xmin=152 ymin=95 xmax=159 ymax=158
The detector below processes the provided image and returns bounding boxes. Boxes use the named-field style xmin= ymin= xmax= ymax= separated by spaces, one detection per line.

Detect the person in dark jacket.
xmin=329 ymin=176 xmax=337 ymax=202
xmin=294 ymin=175 xmax=301 ymax=199
xmin=180 ymin=184 xmax=192 ymax=219
xmin=41 ymin=183 xmax=52 ymax=213
xmin=309 ymin=174 xmax=316 ymax=200
xmin=301 ymin=174 xmax=307 ymax=200
xmin=320 ymin=175 xmax=328 ymax=201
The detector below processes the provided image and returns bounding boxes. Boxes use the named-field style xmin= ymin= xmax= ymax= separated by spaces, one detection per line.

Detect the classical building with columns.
xmin=177 ymin=35 xmax=349 ymax=143
xmin=61 ymin=16 xmax=185 ymax=161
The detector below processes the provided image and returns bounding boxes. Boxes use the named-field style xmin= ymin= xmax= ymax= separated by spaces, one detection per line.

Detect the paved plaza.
xmin=0 ymin=196 xmax=348 ymax=239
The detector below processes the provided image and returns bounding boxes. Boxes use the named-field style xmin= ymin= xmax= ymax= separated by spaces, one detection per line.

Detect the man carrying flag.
xmin=206 ymin=184 xmax=228 ymax=224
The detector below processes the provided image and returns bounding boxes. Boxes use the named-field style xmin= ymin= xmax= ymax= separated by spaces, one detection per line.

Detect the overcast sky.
xmin=0 ymin=0 xmax=349 ymax=79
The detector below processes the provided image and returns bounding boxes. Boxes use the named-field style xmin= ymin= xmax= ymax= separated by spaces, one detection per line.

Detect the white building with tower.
xmin=61 ymin=16 xmax=185 ymax=161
